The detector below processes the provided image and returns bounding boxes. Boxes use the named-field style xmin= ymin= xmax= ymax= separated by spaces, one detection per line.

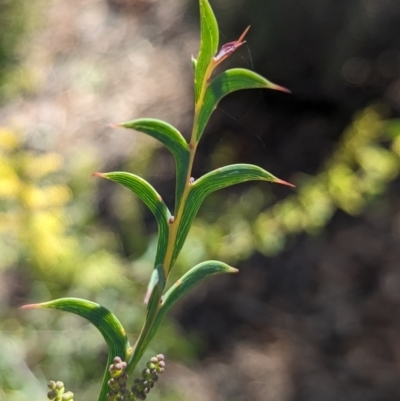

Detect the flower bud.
xmin=47 ymin=381 xmax=56 ymax=390
xmin=55 ymin=381 xmax=64 ymax=390
xmin=47 ymin=389 xmax=57 ymax=400
xmin=61 ymin=391 xmax=74 ymax=401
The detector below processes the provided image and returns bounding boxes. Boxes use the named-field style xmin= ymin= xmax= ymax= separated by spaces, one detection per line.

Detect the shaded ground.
xmin=174 ymin=190 xmax=400 ymax=400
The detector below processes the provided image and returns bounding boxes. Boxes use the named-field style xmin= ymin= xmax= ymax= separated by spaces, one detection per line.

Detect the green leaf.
xmin=128 ymin=261 xmax=235 ymax=373
xmin=118 ymin=118 xmax=190 ymax=208
xmin=94 ymin=172 xmax=170 ymax=266
xmin=22 ymin=298 xmax=129 ymax=354
xmin=154 ymin=260 xmax=237 ymax=331
xmin=195 ymin=0 xmax=219 ymax=102
xmin=191 ymin=56 xmax=197 ymax=71
xmin=171 ymin=164 xmax=293 ymax=266
xmin=143 ymin=268 xmax=159 ymax=304
xmin=22 ymin=298 xmax=129 ymax=401
xmin=196 ymin=68 xmax=289 ymax=141
xmin=127 ymin=264 xmax=166 ymax=373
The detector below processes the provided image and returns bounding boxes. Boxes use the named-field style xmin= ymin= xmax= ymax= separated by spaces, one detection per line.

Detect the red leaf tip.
xmin=272 ymin=84 xmax=291 ymax=94
xmin=20 ymin=303 xmax=40 ymax=310
xmin=143 ymin=290 xmax=151 ymax=305
xmin=214 ymin=26 xmax=251 ymax=65
xmin=92 ymin=172 xmax=105 ymax=178
xmin=238 ymin=25 xmax=251 ymax=43
xmin=275 ymin=178 xmax=295 ymax=188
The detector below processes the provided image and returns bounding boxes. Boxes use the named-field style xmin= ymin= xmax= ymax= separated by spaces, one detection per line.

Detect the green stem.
xmin=125 ymin=265 xmax=165 ymax=374
xmin=112 ymin=56 xmax=217 ymax=384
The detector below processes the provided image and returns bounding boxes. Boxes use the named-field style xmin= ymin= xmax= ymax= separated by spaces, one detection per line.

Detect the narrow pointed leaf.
xmin=130 ymin=261 xmax=236 ymax=366
xmin=127 ymin=264 xmax=166 ymax=373
xmin=191 ymin=56 xmax=197 ymax=71
xmin=143 ymin=268 xmax=159 ymax=304
xmin=163 ymin=260 xmax=237 ymax=309
xmin=171 ymin=164 xmax=294 ymax=266
xmin=196 ymin=68 xmax=289 ymax=141
xmin=118 ymin=118 xmax=190 ymax=208
xmin=153 ymin=261 xmax=237 ymax=335
xmin=94 ymin=172 xmax=170 ymax=266
xmin=22 ymin=298 xmax=129 ymax=353
xmin=22 ymin=298 xmax=129 ymax=401
xmin=195 ymin=0 xmax=219 ymax=101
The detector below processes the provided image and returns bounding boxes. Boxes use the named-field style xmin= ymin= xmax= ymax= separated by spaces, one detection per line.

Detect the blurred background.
xmin=1 ymin=0 xmax=400 ymax=400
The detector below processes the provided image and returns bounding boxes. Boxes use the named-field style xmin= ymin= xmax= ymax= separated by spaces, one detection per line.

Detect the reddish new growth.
xmin=213 ymin=26 xmax=250 ymax=66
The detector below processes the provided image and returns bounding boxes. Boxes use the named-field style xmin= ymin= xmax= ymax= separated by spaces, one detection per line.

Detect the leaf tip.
xmin=118 ymin=121 xmax=130 ymax=129
xmin=108 ymin=122 xmax=119 ymax=128
xmin=214 ymin=26 xmax=250 ymax=65
xmin=238 ymin=25 xmax=251 ymax=42
xmin=92 ymin=172 xmax=105 ymax=178
xmin=272 ymin=84 xmax=291 ymax=94
xmin=143 ymin=290 xmax=151 ymax=305
xmin=274 ymin=178 xmax=295 ymax=188
xmin=20 ymin=303 xmax=41 ymax=310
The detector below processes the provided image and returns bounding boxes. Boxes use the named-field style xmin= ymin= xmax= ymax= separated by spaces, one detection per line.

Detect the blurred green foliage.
xmin=0 ymin=128 xmax=191 ymax=401
xmin=0 ymin=127 xmax=123 ymax=291
xmin=174 ymin=106 xmax=400 ymax=269
xmin=254 ymin=106 xmax=399 ymax=254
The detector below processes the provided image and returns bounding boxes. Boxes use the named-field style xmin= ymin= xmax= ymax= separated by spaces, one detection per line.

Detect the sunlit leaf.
xmin=22 ymin=298 xmax=129 ymax=401
xmin=171 ymin=164 xmax=294 ymax=266
xmin=143 ymin=268 xmax=159 ymax=304
xmin=196 ymin=68 xmax=289 ymax=141
xmin=191 ymin=56 xmax=197 ymax=71
xmin=118 ymin=118 xmax=190 ymax=207
xmin=163 ymin=260 xmax=237 ymax=306
xmin=195 ymin=0 xmax=219 ymax=102
xmin=127 ymin=264 xmax=166 ymax=373
xmin=156 ymin=260 xmax=237 ymax=327
xmin=93 ymin=172 xmax=170 ymax=266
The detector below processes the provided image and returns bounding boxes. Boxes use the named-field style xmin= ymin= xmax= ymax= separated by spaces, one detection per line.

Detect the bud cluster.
xmin=107 ymin=356 xmax=129 ymax=401
xmin=47 ymin=381 xmax=74 ymax=401
xmin=130 ymin=354 xmax=165 ymax=401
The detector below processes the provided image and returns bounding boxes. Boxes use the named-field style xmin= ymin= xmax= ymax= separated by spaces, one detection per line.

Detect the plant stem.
xmin=161 ymin=59 xmax=215 ymax=275
xmin=124 ymin=60 xmax=216 ymax=376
